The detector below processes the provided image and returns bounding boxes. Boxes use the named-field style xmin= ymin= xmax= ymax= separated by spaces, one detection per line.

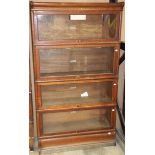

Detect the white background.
xmin=0 ymin=0 xmax=155 ymax=155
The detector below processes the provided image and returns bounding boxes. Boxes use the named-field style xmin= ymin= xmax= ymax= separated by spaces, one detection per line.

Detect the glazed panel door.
xmin=36 ymin=14 xmax=119 ymax=41
xmin=35 ymin=79 xmax=118 ymax=108
xmin=37 ymin=107 xmax=116 ymax=136
xmin=33 ymin=44 xmax=120 ymax=80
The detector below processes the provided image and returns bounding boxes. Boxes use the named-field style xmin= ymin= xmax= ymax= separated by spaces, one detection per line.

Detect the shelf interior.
xmin=43 ymin=108 xmax=111 ymax=134
xmin=39 ymin=47 xmax=114 ymax=77
xmin=37 ymin=14 xmax=118 ymax=40
xmin=41 ymin=81 xmax=113 ymax=106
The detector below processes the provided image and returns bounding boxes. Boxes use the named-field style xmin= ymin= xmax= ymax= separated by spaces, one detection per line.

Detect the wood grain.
xmin=39 ymin=131 xmax=116 ymax=148
xmin=29 ymin=122 xmax=34 ymax=149
xmin=30 ymin=2 xmax=124 ymax=11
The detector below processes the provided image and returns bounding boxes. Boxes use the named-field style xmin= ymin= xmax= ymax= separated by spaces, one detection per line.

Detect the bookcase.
xmin=30 ymin=1 xmax=124 ymax=148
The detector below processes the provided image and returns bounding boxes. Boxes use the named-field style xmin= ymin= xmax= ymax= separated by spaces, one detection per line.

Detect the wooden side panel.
xmin=29 ymin=121 xmax=34 ymax=149
xmin=29 ymin=63 xmax=34 ymax=149
xmin=29 ymin=92 xmax=33 ymax=122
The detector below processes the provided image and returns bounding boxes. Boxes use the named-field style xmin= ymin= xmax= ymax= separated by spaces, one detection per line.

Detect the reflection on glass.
xmin=37 ymin=14 xmax=118 ymax=40
xmin=39 ymin=47 xmax=114 ymax=77
xmin=43 ymin=108 xmax=111 ymax=134
xmin=41 ymin=81 xmax=112 ymax=107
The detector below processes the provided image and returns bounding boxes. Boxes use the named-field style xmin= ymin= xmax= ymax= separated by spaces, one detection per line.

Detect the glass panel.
xmin=41 ymin=81 xmax=112 ymax=107
xmin=43 ymin=108 xmax=111 ymax=134
xmin=37 ymin=14 xmax=118 ymax=41
xmin=39 ymin=47 xmax=114 ymax=77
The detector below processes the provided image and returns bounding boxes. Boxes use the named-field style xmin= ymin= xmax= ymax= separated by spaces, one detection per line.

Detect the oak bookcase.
xmin=30 ymin=1 xmax=124 ymax=149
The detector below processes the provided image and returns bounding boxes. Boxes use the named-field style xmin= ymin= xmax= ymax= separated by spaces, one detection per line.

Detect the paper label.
xmin=81 ymin=92 xmax=88 ymax=98
xmin=70 ymin=15 xmax=86 ymax=20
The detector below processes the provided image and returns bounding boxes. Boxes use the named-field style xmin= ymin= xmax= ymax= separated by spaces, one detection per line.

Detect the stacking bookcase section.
xmin=37 ymin=106 xmax=116 ymax=148
xmin=42 ymin=108 xmax=112 ymax=135
xmin=33 ymin=44 xmax=120 ymax=81
xmin=35 ymin=79 xmax=118 ymax=109
xmin=31 ymin=2 xmax=124 ymax=45
xmin=37 ymin=107 xmax=116 ymax=137
xmin=35 ymin=14 xmax=119 ymax=42
xmin=30 ymin=1 xmax=124 ymax=149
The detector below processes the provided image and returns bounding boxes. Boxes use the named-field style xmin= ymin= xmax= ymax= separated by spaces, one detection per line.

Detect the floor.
xmin=30 ymin=133 xmax=124 ymax=155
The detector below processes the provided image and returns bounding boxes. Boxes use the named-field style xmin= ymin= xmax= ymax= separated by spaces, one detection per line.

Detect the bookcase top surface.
xmin=30 ymin=1 xmax=124 ymax=11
